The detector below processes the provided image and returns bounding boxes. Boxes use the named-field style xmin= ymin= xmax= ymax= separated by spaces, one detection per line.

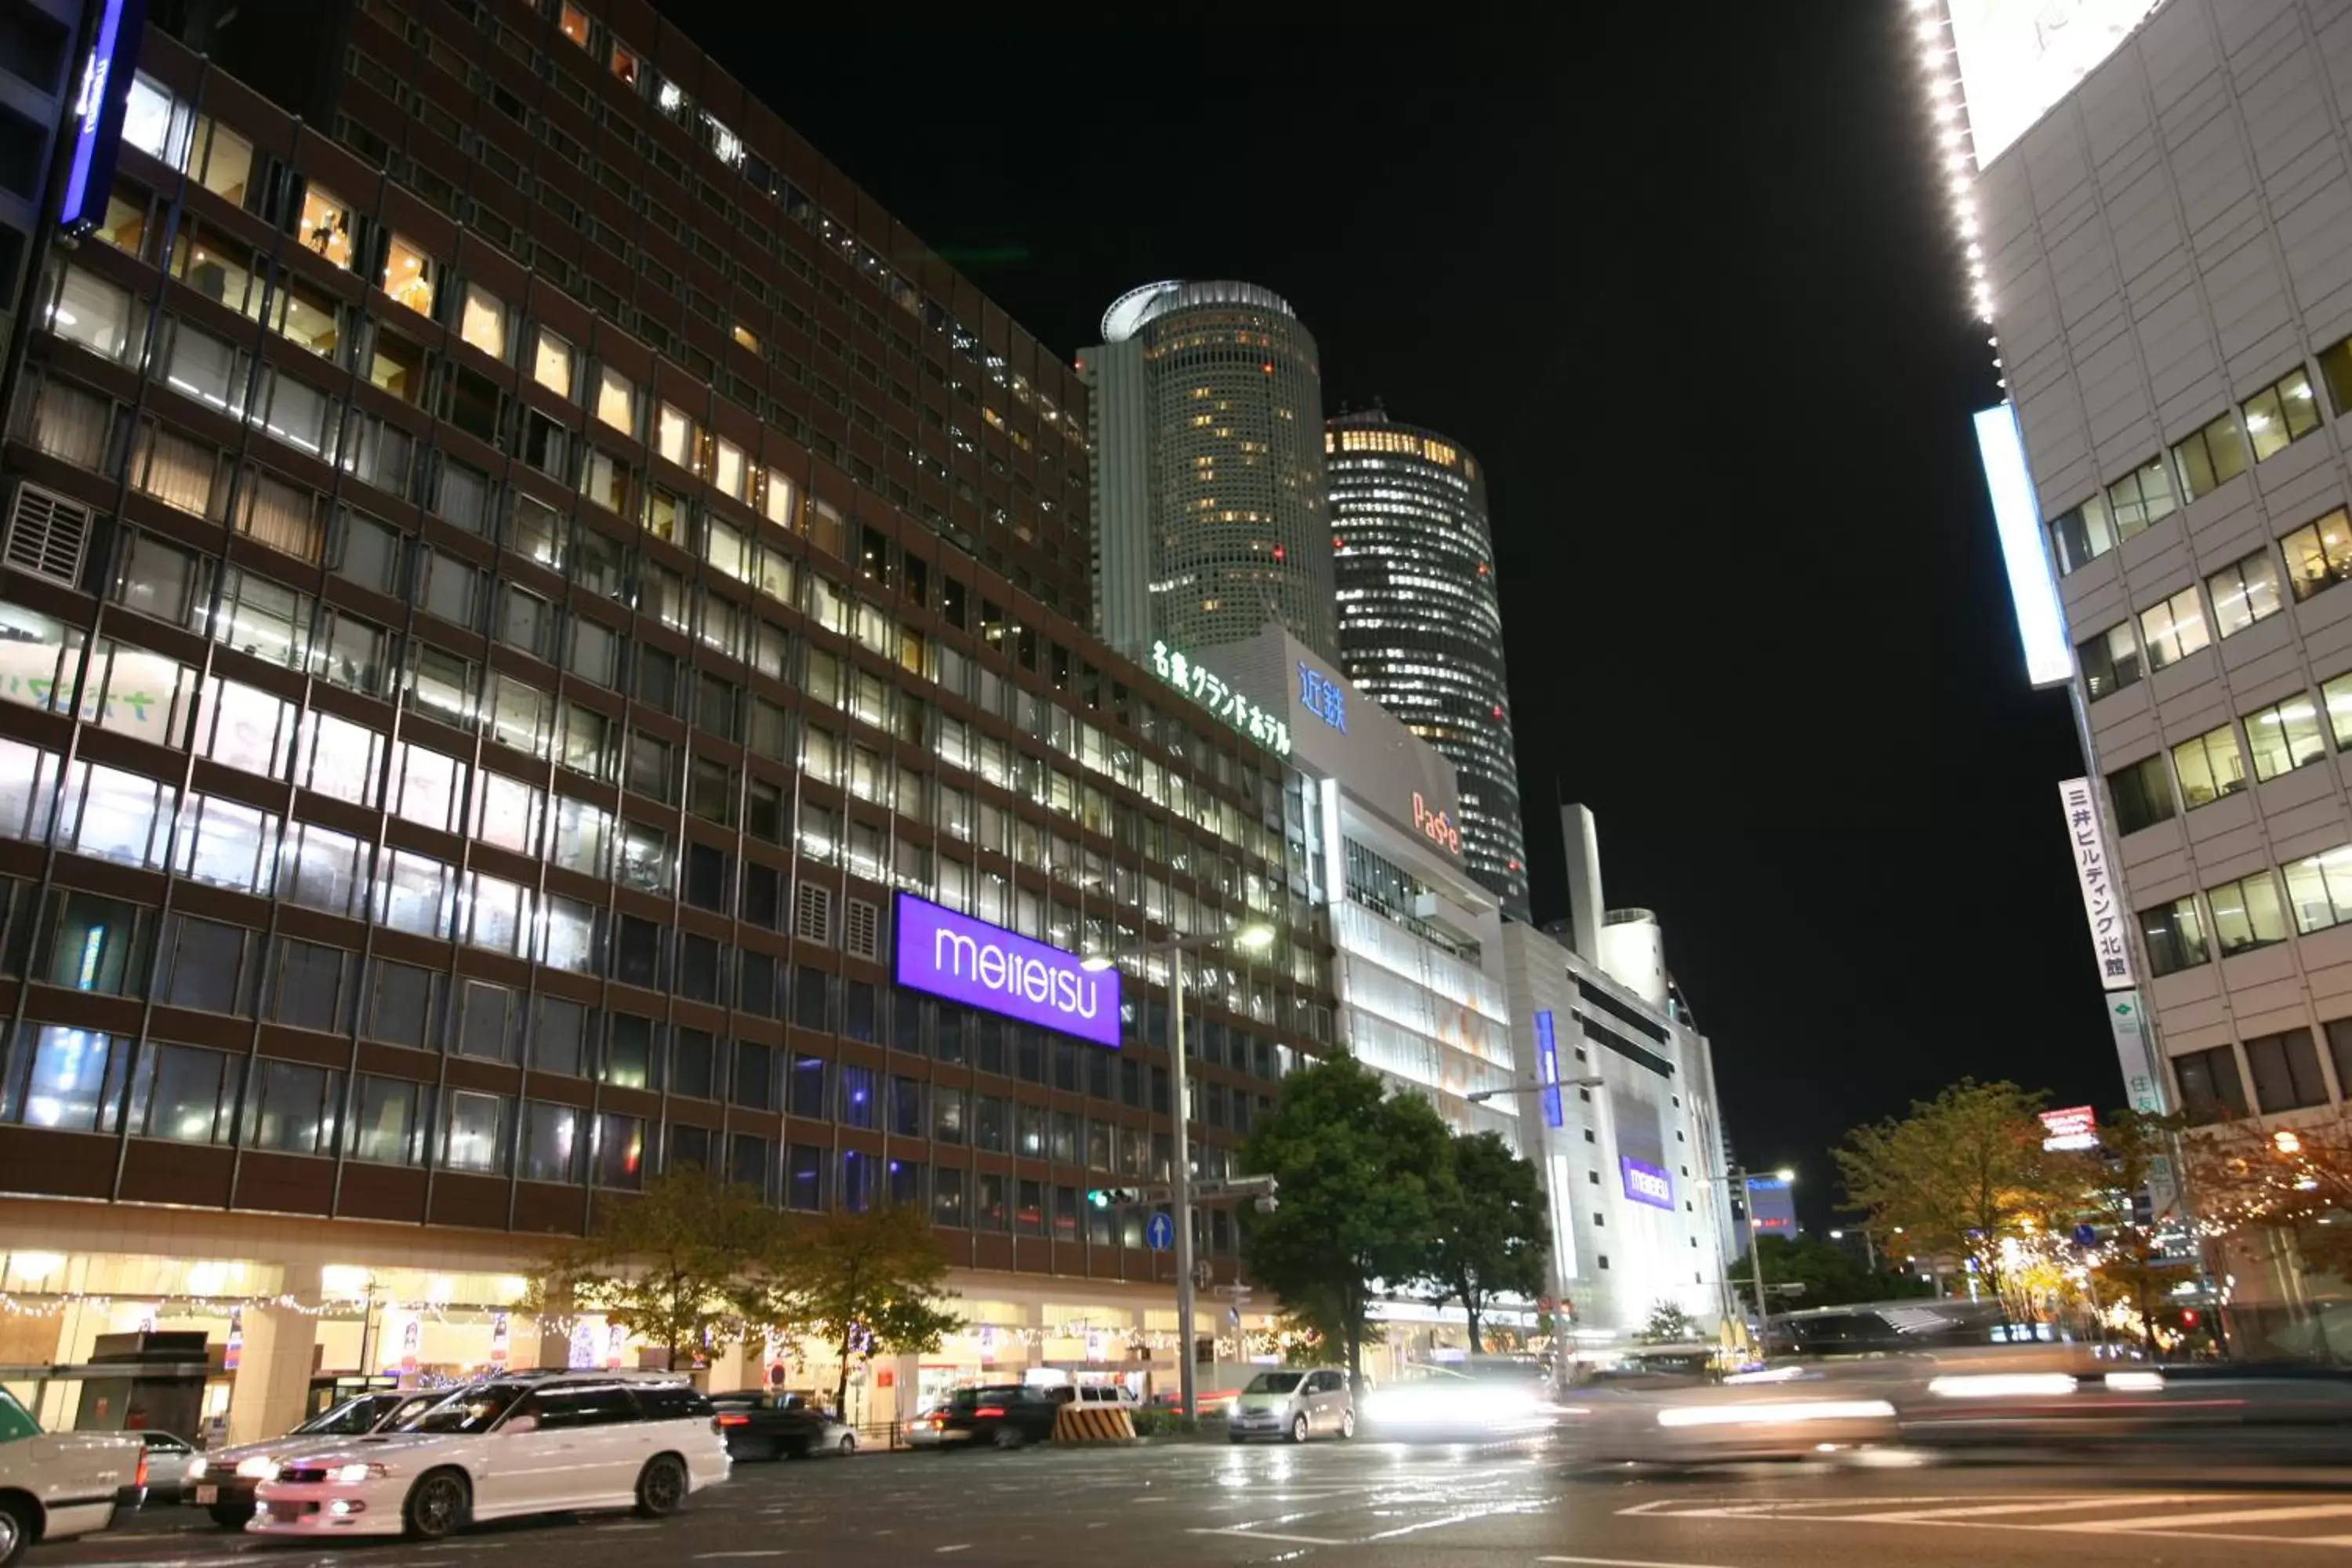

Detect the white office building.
xmin=1961 ymin=0 xmax=2352 ymax=1323
xmin=1500 ymin=808 xmax=1737 ymax=1345
xmin=1167 ymin=625 xmax=1519 ymax=1142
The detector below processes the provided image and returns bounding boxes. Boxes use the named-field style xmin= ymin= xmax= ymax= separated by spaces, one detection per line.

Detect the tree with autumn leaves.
xmin=525 ymin=1166 xmax=960 ymax=1386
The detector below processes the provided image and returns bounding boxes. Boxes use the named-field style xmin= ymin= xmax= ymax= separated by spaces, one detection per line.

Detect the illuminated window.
xmin=459 ymin=284 xmax=506 ymax=360
xmin=595 ymin=366 xmax=636 ymax=434
xmin=297 ymin=186 xmax=353 ymax=270
xmin=558 ymin=2 xmax=591 ymax=49
xmin=2243 ymin=366 xmax=2322 ymax=462
xmin=732 ymin=322 xmax=760 ymax=353
xmin=2208 ymin=870 xmax=2288 ymax=956
xmin=2282 ymin=508 xmax=2352 ymax=601
xmin=2323 ymin=670 xmax=2352 ymax=750
xmin=655 ymin=402 xmax=694 ymax=467
xmin=2104 ymin=457 xmax=2176 ymax=536
xmin=122 ymin=74 xmax=192 ymax=169
xmin=379 ymin=234 xmax=434 ymax=315
xmin=534 ymin=328 xmax=575 ymax=398
xmin=610 ymin=45 xmax=639 ymax=85
xmin=2205 ymin=547 xmax=2281 ymax=637
xmin=2137 ymin=585 xmax=2208 ymax=670
xmin=2170 ymin=721 xmax=2245 ymax=808
xmin=2244 ymin=694 xmax=2327 ymax=782
xmin=2287 ymin=844 xmax=2352 ymax=935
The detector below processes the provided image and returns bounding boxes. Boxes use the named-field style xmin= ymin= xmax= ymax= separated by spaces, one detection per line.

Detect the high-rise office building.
xmin=1082 ymin=279 xmax=1336 ymax=663
xmin=1956 ymin=0 xmax=2352 ymax=1328
xmin=1327 ymin=408 xmax=1530 ymax=920
xmin=0 ymin=0 xmax=1334 ymax=1437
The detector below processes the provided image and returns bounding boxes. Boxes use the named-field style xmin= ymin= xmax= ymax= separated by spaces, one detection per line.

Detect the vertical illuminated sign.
xmin=1534 ymin=1010 xmax=1562 ymax=1129
xmin=57 ymin=0 xmax=148 ymax=234
xmin=1976 ymin=403 xmax=2074 ymax=688
xmin=2060 ymin=777 xmax=2136 ymax=990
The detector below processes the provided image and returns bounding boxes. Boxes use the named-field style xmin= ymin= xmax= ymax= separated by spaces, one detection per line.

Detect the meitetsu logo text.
xmin=934 ymin=926 xmax=1102 ymax=1022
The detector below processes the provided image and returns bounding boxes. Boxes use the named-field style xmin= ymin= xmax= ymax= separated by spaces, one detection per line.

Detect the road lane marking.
xmin=2048 ymin=1502 xmax=2352 ymax=1533
xmin=694 ymin=1553 xmax=787 ymax=1560
xmin=935 ymin=1547 xmax=971 ymax=1555
xmin=1189 ymin=1527 xmax=1348 ymax=1546
xmin=1839 ymin=1493 xmax=2244 ymax=1522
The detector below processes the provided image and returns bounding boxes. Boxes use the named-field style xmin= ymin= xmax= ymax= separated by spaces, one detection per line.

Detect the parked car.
xmin=246 ymin=1374 xmax=727 ymax=1541
xmin=710 ymin=1392 xmax=857 ymax=1460
xmin=922 ymin=1385 xmax=1062 ymax=1450
xmin=128 ymin=1432 xmax=201 ymax=1505
xmin=1051 ymin=1383 xmax=1141 ymax=1412
xmin=1226 ymin=1369 xmax=1355 ymax=1444
xmin=187 ymin=1388 xmax=452 ymax=1529
xmin=0 ymin=1388 xmax=144 ymax=1568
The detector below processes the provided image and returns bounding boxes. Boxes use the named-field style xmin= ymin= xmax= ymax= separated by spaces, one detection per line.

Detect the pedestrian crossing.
xmin=1618 ymin=1490 xmax=2352 ymax=1548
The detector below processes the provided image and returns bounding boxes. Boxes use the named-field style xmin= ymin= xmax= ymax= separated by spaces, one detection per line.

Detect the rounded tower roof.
xmin=1100 ymin=279 xmax=1298 ymax=343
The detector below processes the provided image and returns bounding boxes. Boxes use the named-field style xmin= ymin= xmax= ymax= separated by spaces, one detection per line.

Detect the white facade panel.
xmin=1993 ymin=2 xmax=2352 ymax=1254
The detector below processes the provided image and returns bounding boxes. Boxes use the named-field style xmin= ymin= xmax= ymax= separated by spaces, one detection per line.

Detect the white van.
xmin=0 ymin=1389 xmax=145 ymax=1566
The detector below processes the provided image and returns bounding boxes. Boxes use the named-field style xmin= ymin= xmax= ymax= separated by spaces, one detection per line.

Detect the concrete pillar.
xmin=226 ymin=1307 xmax=318 ymax=1445
xmin=703 ymin=1341 xmax=756 ymax=1396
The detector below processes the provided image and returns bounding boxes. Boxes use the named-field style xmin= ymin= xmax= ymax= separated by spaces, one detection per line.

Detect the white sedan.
xmin=248 ymin=1375 xmax=728 ymax=1541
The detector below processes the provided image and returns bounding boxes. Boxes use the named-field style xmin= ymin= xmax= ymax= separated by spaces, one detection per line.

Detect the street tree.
xmin=786 ymin=1202 xmax=963 ymax=1412
xmin=2180 ymin=1109 xmax=2352 ymax=1279
xmin=1834 ymin=1078 xmax=2078 ymax=1318
xmin=524 ymin=1165 xmax=789 ymax=1369
xmin=2074 ymin=1107 xmax=2196 ymax=1354
xmin=1421 ymin=1131 xmax=1550 ymax=1353
xmin=1732 ymin=1233 xmax=1932 ymax=1312
xmin=1637 ymin=1301 xmax=1699 ymax=1345
xmin=1240 ymin=1054 xmax=1454 ymax=1390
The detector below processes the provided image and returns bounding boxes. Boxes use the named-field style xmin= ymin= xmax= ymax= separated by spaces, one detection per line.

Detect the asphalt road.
xmin=34 ymin=1440 xmax=2352 ymax=1568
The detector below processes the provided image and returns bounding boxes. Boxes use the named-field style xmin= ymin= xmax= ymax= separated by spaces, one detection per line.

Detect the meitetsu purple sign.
xmin=892 ymin=891 xmax=1121 ymax=1048
xmin=1620 ymin=1156 xmax=1675 ymax=1211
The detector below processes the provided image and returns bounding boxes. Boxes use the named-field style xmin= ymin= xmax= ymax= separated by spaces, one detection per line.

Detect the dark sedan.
xmin=919 ymin=1385 xmax=1062 ymax=1450
xmin=711 ymin=1392 xmax=856 ymax=1460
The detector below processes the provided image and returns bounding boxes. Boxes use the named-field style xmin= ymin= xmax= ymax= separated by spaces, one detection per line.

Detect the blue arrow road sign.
xmin=1145 ymin=1211 xmax=1175 ymax=1252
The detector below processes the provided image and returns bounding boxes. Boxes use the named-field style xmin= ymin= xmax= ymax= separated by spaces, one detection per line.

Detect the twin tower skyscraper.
xmin=1079 ymin=281 xmax=1530 ymax=920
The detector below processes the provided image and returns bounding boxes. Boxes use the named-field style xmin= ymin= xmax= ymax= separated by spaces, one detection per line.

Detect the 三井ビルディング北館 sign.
xmin=891 ymin=892 xmax=1122 ymax=1048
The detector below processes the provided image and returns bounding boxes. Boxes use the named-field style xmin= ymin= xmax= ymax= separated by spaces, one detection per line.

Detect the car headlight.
xmin=186 ymin=1457 xmax=208 ymax=1480
xmin=235 ymin=1457 xmax=280 ymax=1480
xmin=329 ymin=1462 xmax=389 ymax=1483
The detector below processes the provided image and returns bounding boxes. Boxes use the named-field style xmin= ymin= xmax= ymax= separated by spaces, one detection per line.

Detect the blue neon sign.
xmin=1298 ymin=662 xmax=1347 ymax=734
xmin=57 ymin=0 xmax=147 ymax=234
xmin=1534 ymin=1010 xmax=1562 ymax=1128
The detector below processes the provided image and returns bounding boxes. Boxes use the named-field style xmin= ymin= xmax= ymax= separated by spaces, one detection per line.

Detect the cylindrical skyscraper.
xmin=1328 ymin=408 xmax=1531 ymax=920
xmin=1083 ymin=281 xmax=1335 ymax=662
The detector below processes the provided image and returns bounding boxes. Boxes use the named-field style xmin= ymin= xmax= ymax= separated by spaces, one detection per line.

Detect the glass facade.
xmin=0 ymin=0 xmax=1330 ymax=1287
xmin=1327 ymin=411 xmax=1530 ymax=920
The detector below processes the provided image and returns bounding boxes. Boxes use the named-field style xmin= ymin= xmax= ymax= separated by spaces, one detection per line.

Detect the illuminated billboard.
xmin=1976 ymin=404 xmax=2074 ymax=688
xmin=1950 ymin=0 xmax=2160 ymax=168
xmin=891 ymin=892 xmax=1121 ymax=1049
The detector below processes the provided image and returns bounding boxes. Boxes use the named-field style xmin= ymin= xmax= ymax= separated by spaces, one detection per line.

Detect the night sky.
xmin=661 ymin=10 xmax=2120 ymax=1221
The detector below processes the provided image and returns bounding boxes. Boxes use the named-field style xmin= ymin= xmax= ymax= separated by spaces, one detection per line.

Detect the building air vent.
xmin=3 ymin=484 xmax=94 ymax=587
xmin=843 ymin=897 xmax=879 ymax=960
xmin=794 ymin=883 xmax=833 ymax=947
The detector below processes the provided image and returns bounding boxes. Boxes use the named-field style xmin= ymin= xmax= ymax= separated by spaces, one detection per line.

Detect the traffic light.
xmin=1087 ymin=1187 xmax=1140 ymax=1210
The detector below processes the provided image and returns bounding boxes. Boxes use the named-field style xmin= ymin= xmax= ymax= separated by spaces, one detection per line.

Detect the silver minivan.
xmin=1225 ymin=1368 xmax=1355 ymax=1443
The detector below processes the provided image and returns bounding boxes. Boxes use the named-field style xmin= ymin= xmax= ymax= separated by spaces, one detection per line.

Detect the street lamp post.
xmin=1083 ymin=922 xmax=1274 ymax=1423
xmin=1465 ymin=1076 xmax=1602 ymax=1387
xmin=1716 ymin=1165 xmax=1795 ymax=1356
